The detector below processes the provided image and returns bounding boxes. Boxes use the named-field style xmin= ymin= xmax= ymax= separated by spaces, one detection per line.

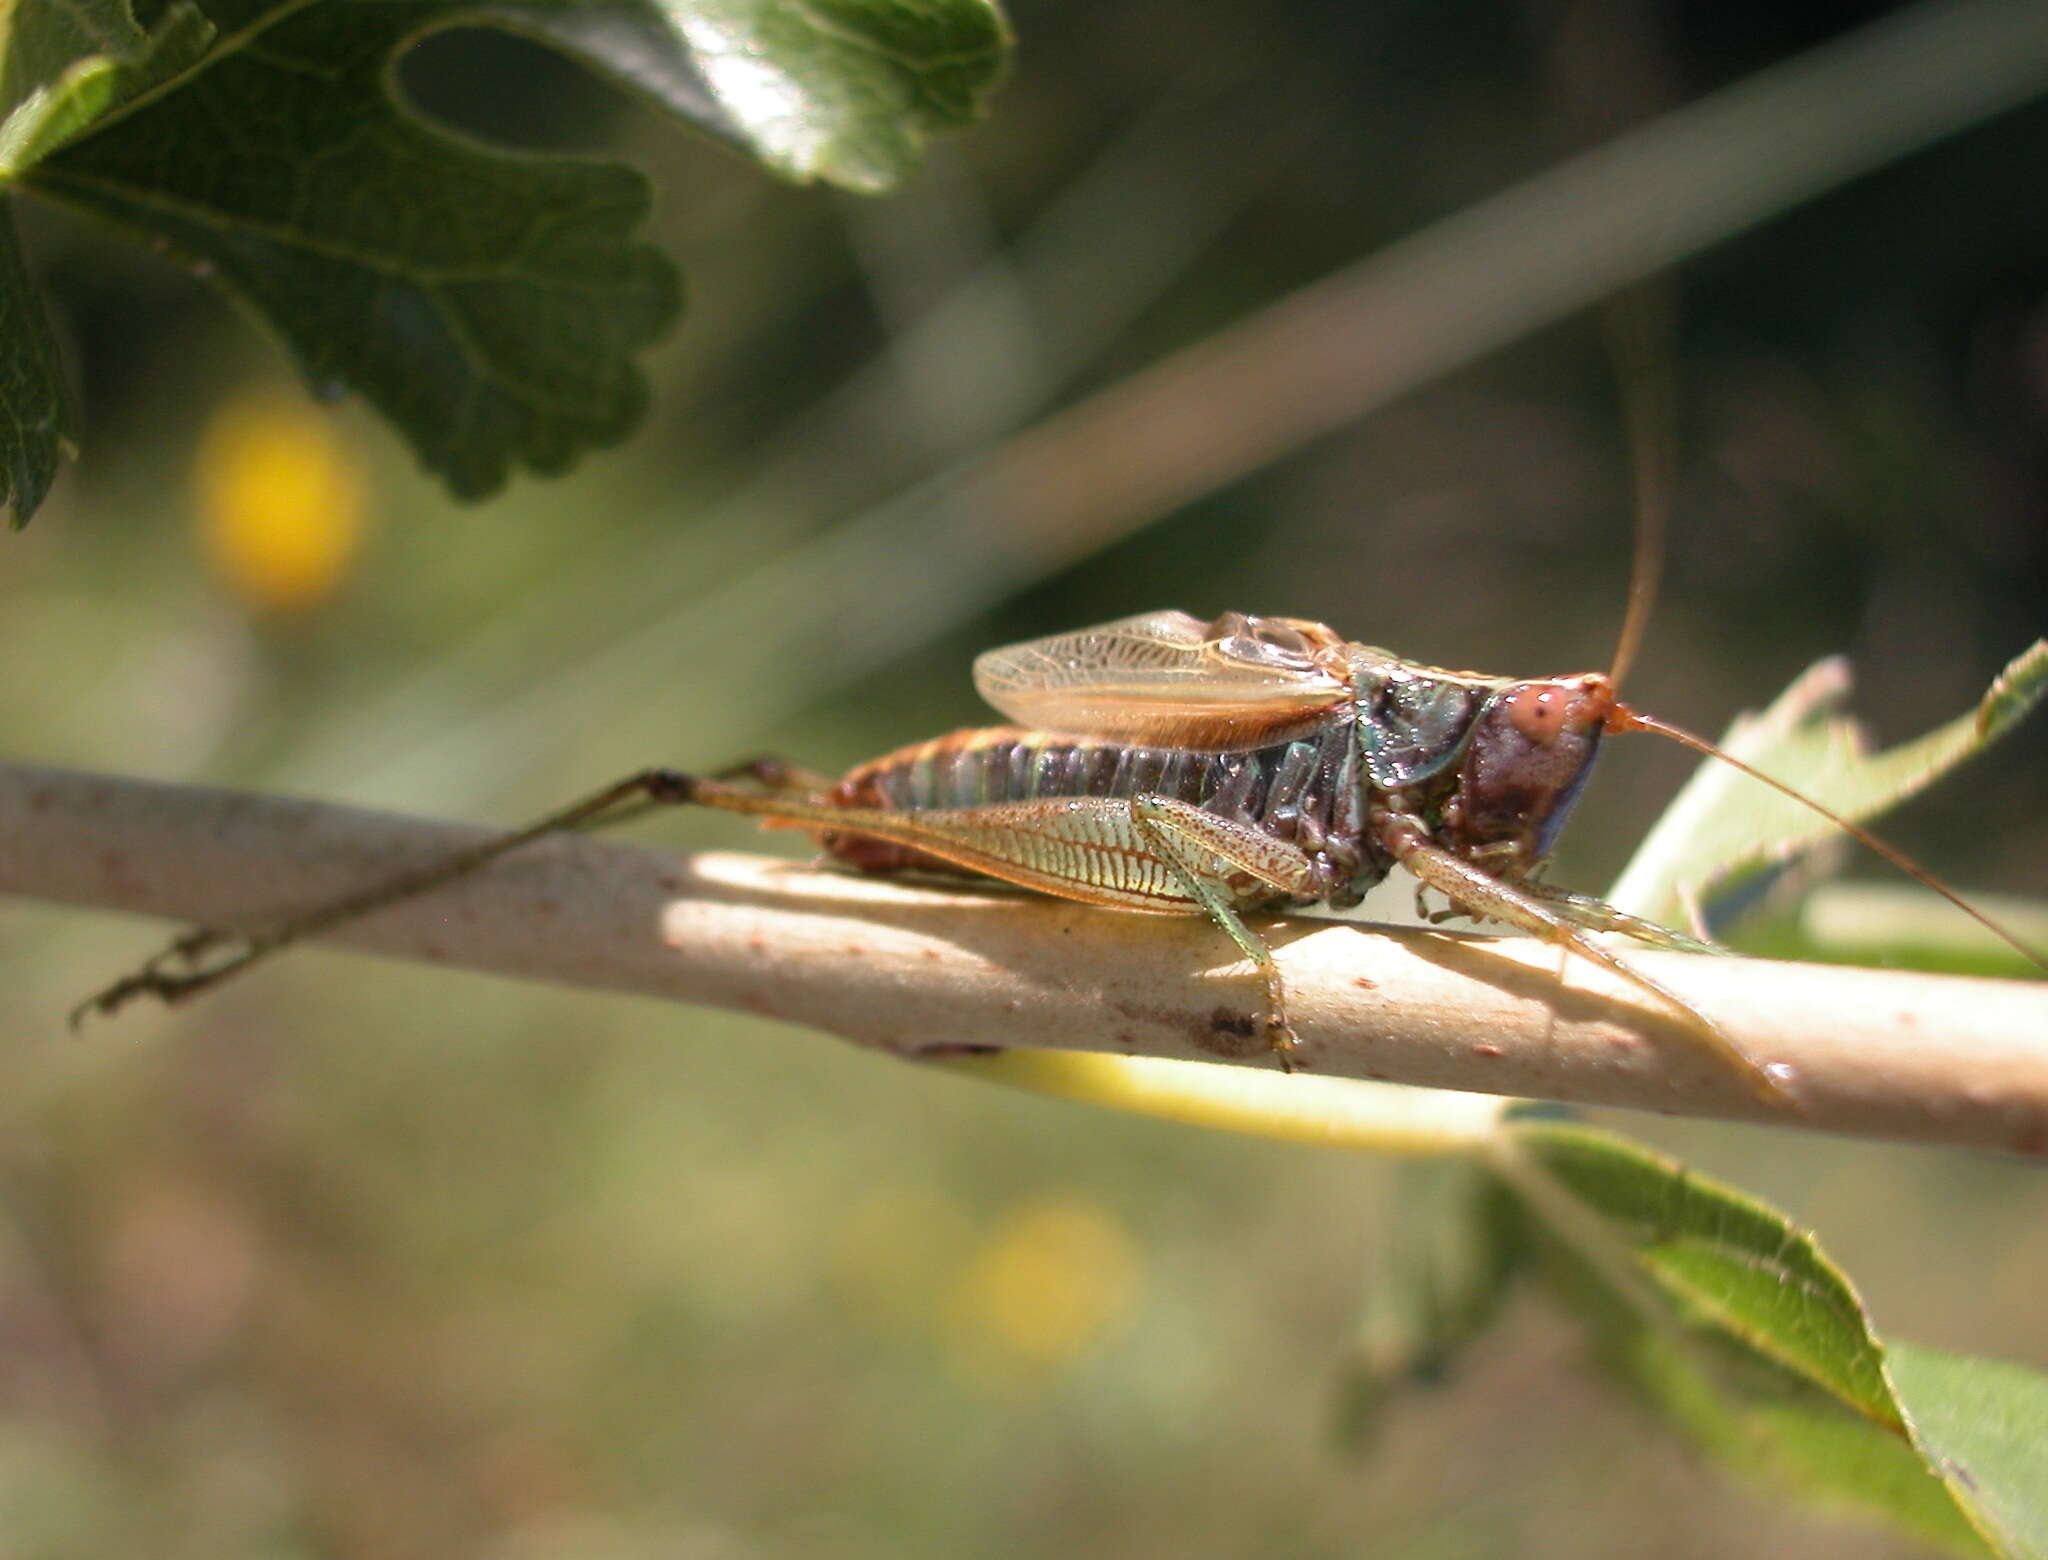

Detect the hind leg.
xmin=76 ymin=768 xmax=718 ymax=1022
xmin=712 ymin=756 xmax=837 ymax=794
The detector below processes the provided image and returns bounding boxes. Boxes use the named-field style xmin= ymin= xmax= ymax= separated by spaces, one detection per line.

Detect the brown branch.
xmin=3 ymin=762 xmax=2045 ymax=1155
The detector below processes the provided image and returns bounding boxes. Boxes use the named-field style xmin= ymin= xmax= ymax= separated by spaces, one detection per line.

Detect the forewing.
xmin=973 ymin=610 xmax=1352 ymax=750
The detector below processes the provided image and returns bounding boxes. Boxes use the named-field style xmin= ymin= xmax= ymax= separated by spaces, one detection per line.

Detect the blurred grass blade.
xmin=1891 ymin=1343 xmax=2048 ymax=1560
xmin=1337 ymin=1160 xmax=1523 ymax=1448
xmin=1607 ymin=642 xmax=2048 ymax=934
xmin=1797 ymin=884 xmax=2048 ymax=976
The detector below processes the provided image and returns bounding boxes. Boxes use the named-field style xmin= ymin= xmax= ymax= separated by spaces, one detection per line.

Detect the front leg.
xmin=1513 ymin=878 xmax=1727 ymax=955
xmin=1374 ymin=811 xmax=1793 ymax=1108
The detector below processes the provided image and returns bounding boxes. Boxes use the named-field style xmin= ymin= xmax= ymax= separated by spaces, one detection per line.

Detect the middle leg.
xmin=1128 ymin=796 xmax=1323 ymax=1068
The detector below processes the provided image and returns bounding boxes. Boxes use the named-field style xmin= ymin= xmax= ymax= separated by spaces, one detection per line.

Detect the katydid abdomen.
xmin=822 ymin=722 xmax=1385 ymax=911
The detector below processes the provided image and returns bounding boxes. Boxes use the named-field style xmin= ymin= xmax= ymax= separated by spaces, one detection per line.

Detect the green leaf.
xmin=644 ymin=0 xmax=1009 ymax=193
xmin=0 ymin=0 xmax=211 ymax=519
xmin=1891 ymin=1343 xmax=2048 ymax=1560
xmin=1502 ymin=1123 xmax=1897 ymax=1420
xmin=1607 ymin=642 xmax=2048 ymax=935
xmin=23 ymin=0 xmax=682 ymax=501
xmin=498 ymin=0 xmax=1012 ymax=193
xmin=1494 ymin=1123 xmax=1991 ymax=1554
xmin=0 ymin=0 xmax=213 ymax=177
xmin=0 ymin=200 xmax=69 ymax=524
xmin=659 ymin=0 xmax=1009 ymax=191
xmin=480 ymin=2 xmax=748 ymax=155
xmin=0 ymin=0 xmax=1012 ymax=522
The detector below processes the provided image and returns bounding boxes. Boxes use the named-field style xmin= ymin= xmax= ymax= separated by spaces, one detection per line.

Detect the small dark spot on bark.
xmin=1352 ymin=976 xmax=1378 ymax=991
xmin=919 ymin=1042 xmax=1005 ymax=1059
xmin=1178 ymin=1006 xmax=1263 ymax=1060
xmin=1210 ymin=1007 xmax=1257 ymax=1040
xmin=1002 ymin=998 xmax=1023 ymax=1014
xmin=1115 ymin=1030 xmax=1138 ymax=1048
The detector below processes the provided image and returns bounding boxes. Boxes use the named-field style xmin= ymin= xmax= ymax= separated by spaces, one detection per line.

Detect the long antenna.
xmin=1600 ymin=284 xmax=1678 ymax=692
xmin=1613 ymin=706 xmax=2048 ymax=974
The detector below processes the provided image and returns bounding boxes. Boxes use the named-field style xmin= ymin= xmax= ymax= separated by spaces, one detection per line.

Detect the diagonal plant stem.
xmin=4 ymin=761 xmax=2045 ymax=1156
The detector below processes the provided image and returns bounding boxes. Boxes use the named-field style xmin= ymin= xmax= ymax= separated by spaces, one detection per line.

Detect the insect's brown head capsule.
xmin=1445 ymin=674 xmax=1617 ymax=869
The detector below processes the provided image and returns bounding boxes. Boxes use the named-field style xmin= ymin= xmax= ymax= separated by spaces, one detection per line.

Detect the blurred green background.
xmin=4 ymin=1 xmax=2048 ymax=1555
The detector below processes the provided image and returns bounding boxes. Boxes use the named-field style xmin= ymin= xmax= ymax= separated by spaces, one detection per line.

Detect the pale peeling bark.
xmin=1 ymin=761 xmax=2044 ymax=1154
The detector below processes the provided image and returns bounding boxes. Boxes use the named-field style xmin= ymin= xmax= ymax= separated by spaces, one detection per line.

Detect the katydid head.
xmin=1443 ymin=672 xmax=1619 ymax=871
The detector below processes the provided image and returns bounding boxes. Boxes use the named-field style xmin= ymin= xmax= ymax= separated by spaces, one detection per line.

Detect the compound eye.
xmin=1504 ymin=684 xmax=1570 ymax=744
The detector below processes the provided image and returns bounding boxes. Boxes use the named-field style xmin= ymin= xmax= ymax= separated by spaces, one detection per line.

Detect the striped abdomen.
xmin=825 ymin=720 xmax=1387 ymax=905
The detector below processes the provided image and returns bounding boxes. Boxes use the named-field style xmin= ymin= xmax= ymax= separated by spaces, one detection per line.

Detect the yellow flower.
xmin=947 ymin=1197 xmax=1140 ymax=1384
xmin=196 ymin=390 xmax=366 ymax=613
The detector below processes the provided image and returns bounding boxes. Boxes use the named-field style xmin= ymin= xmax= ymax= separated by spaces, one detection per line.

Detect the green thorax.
xmin=1346 ymin=648 xmax=1511 ymax=792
